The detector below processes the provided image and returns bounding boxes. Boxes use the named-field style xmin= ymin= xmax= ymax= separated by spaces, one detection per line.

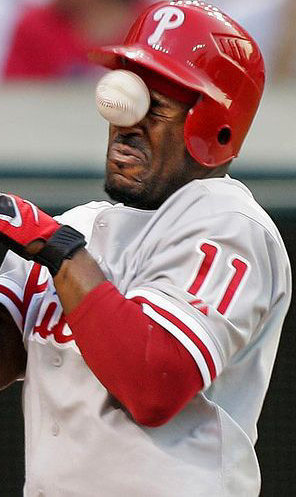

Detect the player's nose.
xmin=112 ymin=119 xmax=147 ymax=136
xmin=113 ymin=130 xmax=146 ymax=150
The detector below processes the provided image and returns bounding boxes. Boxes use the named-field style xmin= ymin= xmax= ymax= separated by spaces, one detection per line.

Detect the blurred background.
xmin=0 ymin=0 xmax=295 ymax=496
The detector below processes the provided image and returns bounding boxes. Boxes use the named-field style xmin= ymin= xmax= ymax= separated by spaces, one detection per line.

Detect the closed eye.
xmin=149 ymin=98 xmax=167 ymax=117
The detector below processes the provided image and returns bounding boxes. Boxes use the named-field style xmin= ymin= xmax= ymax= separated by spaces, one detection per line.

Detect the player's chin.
xmin=104 ymin=173 xmax=158 ymax=209
xmin=105 ymin=171 xmax=144 ymax=202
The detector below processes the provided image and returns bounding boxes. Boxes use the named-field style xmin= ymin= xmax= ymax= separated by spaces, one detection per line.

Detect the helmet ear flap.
xmin=184 ymin=96 xmax=236 ymax=168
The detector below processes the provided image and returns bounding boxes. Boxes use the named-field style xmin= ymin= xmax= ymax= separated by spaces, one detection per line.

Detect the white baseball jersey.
xmin=0 ymin=176 xmax=291 ymax=497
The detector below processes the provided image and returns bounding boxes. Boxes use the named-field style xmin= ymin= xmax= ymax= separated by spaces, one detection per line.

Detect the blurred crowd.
xmin=0 ymin=0 xmax=295 ymax=82
xmin=0 ymin=0 xmax=148 ymax=80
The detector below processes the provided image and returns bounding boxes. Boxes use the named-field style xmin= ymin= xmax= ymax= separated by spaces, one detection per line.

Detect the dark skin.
xmin=0 ymin=89 xmax=229 ymax=388
xmin=105 ymin=90 xmax=228 ymax=210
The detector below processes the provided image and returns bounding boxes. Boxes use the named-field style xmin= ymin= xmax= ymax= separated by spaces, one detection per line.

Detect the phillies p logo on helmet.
xmin=90 ymin=1 xmax=265 ymax=167
xmin=148 ymin=6 xmax=185 ymax=46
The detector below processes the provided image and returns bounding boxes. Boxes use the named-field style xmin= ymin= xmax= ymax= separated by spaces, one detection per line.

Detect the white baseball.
xmin=95 ymin=70 xmax=151 ymax=127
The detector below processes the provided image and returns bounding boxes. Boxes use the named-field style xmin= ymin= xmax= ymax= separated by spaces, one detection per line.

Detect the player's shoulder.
xmin=55 ymin=200 xmax=114 ymax=242
xmin=188 ymin=175 xmax=281 ymax=240
xmin=189 ymin=174 xmax=255 ymax=213
xmin=161 ymin=176 xmax=287 ymax=258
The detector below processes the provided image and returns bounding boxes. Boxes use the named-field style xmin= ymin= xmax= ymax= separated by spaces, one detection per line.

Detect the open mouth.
xmin=109 ymin=143 xmax=148 ymax=168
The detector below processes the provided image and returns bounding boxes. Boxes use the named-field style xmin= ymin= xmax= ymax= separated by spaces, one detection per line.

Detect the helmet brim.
xmin=89 ymin=44 xmax=229 ymax=106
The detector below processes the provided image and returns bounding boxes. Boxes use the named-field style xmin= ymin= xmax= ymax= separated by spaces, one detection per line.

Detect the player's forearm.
xmin=30 ymin=242 xmax=202 ymax=426
xmin=53 ymin=248 xmax=106 ymax=313
xmin=53 ymin=255 xmax=203 ymax=426
xmin=0 ymin=306 xmax=27 ymax=390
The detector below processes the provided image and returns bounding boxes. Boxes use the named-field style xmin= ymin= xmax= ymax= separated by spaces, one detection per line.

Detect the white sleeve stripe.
xmin=126 ymin=287 xmax=224 ymax=374
xmin=37 ymin=266 xmax=49 ymax=286
xmin=142 ymin=303 xmax=212 ymax=389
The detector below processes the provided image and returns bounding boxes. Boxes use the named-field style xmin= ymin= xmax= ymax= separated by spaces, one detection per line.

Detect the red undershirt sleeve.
xmin=65 ymin=281 xmax=204 ymax=427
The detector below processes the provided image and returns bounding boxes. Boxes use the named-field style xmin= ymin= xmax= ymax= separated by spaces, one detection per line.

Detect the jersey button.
xmin=52 ymin=422 xmax=60 ymax=437
xmin=96 ymin=255 xmax=103 ymax=264
xmin=53 ymin=355 xmax=63 ymax=367
xmin=97 ymin=221 xmax=107 ymax=228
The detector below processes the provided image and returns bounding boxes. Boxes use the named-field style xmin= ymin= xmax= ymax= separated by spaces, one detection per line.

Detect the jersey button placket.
xmin=51 ymin=422 xmax=60 ymax=437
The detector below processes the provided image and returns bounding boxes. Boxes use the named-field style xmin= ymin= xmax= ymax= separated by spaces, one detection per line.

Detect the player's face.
xmin=105 ymin=90 xmax=199 ymax=210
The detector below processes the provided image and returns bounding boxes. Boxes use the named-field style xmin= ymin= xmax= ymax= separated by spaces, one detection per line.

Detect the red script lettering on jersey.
xmin=33 ymin=302 xmax=73 ymax=343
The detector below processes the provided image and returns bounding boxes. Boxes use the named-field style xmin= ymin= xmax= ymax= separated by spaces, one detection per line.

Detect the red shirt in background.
xmin=4 ymin=2 xmax=146 ymax=80
xmin=5 ymin=5 xmax=91 ymax=79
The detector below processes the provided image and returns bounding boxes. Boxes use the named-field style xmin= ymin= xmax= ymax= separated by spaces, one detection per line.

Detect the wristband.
xmin=34 ymin=225 xmax=86 ymax=277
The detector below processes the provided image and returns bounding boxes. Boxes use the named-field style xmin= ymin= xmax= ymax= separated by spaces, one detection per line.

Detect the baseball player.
xmin=0 ymin=2 xmax=291 ymax=496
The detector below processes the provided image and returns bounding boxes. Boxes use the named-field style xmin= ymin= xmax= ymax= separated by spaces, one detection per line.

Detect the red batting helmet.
xmin=90 ymin=1 xmax=265 ymax=167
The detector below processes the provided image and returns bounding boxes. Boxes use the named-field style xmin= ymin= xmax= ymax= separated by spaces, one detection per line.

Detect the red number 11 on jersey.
xmin=188 ymin=241 xmax=250 ymax=316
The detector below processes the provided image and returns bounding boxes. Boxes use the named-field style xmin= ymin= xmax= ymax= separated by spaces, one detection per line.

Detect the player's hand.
xmin=0 ymin=193 xmax=60 ymax=251
xmin=0 ymin=193 xmax=86 ymax=276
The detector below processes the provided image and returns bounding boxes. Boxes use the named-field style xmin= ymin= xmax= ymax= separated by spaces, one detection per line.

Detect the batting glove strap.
xmin=34 ymin=225 xmax=86 ymax=277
